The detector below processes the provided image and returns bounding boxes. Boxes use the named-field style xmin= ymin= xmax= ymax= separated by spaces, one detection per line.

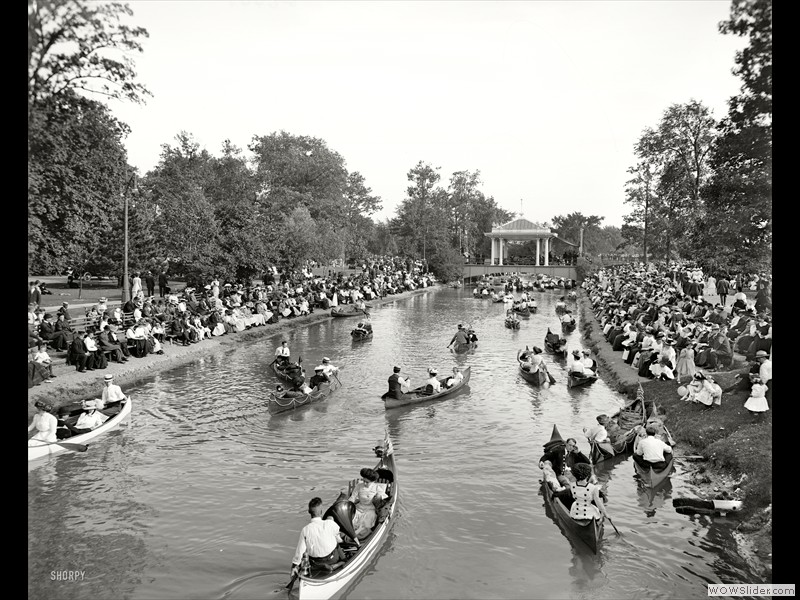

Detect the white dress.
xmin=705 ymin=277 xmax=717 ymax=296
xmin=28 ymin=412 xmax=58 ymax=445
xmin=349 ymin=482 xmax=386 ymax=539
xmin=744 ymin=383 xmax=769 ymax=413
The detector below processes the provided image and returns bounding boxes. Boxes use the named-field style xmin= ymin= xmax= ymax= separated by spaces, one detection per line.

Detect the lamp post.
xmin=121 ymin=171 xmax=137 ymax=303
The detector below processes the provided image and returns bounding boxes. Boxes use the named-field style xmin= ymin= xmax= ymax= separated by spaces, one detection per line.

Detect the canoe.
xmin=28 ymin=397 xmax=133 ymax=462
xmin=673 ymin=497 xmax=743 ymax=516
xmin=540 ymin=478 xmax=603 ymax=554
xmin=268 ymin=376 xmax=342 ymax=414
xmin=544 ymin=329 xmax=568 ymax=358
xmin=512 ymin=306 xmax=531 ymax=317
xmin=382 ymin=367 xmax=470 ymax=409
xmin=505 ymin=317 xmax=521 ymax=330
xmin=331 ymin=304 xmax=370 ymax=317
xmin=567 ymin=371 xmax=598 ymax=389
xmin=351 ymin=328 xmax=373 ymax=341
xmin=561 ymin=320 xmax=577 ymax=334
xmin=296 ymin=435 xmax=398 ymax=600
xmin=634 ymin=453 xmax=675 ymax=489
xmin=555 ymin=304 xmax=567 ymax=316
xmin=517 ymin=351 xmax=548 ymax=386
xmin=273 ymin=360 xmax=306 ymax=383
xmin=452 ymin=341 xmax=476 ymax=354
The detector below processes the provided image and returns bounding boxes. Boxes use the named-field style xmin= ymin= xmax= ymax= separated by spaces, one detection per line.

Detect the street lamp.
xmin=121 ymin=170 xmax=138 ymax=303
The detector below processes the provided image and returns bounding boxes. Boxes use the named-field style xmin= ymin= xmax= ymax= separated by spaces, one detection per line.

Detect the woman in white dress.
xmin=348 ymin=468 xmax=387 ymax=539
xmin=744 ymin=376 xmax=769 ymax=414
xmin=28 ymin=401 xmax=57 ymax=446
xmin=705 ymin=275 xmax=717 ymax=297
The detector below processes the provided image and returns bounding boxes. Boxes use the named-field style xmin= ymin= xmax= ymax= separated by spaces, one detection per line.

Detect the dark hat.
xmin=393 ymin=366 xmax=401 ymax=373
xmin=596 ymin=414 xmax=609 ymax=425
xmin=543 ymin=424 xmax=565 ymax=451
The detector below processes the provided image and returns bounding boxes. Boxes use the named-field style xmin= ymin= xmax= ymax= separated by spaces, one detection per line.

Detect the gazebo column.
xmin=536 ymin=238 xmax=541 ymax=266
xmin=490 ymin=237 xmax=496 ymax=265
xmin=498 ymin=238 xmax=504 ymax=266
xmin=544 ymin=237 xmax=550 ymax=266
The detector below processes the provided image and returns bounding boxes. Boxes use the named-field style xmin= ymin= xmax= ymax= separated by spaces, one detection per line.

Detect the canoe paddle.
xmin=605 ymin=515 xmax=622 ymax=536
xmin=285 ymin=570 xmax=299 ymax=592
xmin=31 ymin=440 xmax=89 ymax=453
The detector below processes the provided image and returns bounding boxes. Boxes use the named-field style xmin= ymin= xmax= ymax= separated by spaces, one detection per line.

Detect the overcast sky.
xmin=108 ymin=1 xmax=745 ymax=228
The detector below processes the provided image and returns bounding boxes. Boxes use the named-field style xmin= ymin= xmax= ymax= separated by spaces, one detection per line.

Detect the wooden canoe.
xmin=382 ymin=367 xmax=470 ymax=409
xmin=634 ymin=453 xmax=675 ymax=489
xmin=540 ymin=479 xmax=603 ymax=554
xmin=517 ymin=351 xmax=549 ymax=386
xmin=544 ymin=329 xmax=568 ymax=358
xmin=331 ymin=304 xmax=370 ymax=317
xmin=452 ymin=341 xmax=476 ymax=354
xmin=28 ymin=397 xmax=133 ymax=462
xmin=512 ymin=305 xmax=531 ymax=317
xmin=505 ymin=317 xmax=521 ymax=329
xmin=273 ymin=360 xmax=305 ymax=383
xmin=296 ymin=436 xmax=398 ymax=600
xmin=561 ymin=320 xmax=577 ymax=334
xmin=268 ymin=376 xmax=342 ymax=414
xmin=567 ymin=371 xmax=598 ymax=389
xmin=350 ymin=328 xmax=373 ymax=341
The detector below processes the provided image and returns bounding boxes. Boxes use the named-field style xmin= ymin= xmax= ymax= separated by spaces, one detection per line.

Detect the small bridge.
xmin=461 ymin=263 xmax=577 ymax=283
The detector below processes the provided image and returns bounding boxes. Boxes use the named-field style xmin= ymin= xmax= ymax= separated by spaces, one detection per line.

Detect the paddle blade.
xmin=324 ymin=498 xmax=358 ymax=542
xmin=58 ymin=442 xmax=89 ymax=452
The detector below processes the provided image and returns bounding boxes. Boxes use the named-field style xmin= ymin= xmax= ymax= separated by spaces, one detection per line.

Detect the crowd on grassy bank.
xmin=575 ymin=262 xmax=772 ymax=579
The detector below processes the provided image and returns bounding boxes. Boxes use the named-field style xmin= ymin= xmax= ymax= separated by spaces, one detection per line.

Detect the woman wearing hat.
xmin=28 ymin=401 xmax=57 ymax=446
xmin=675 ymin=339 xmax=697 ymax=384
xmin=568 ymin=350 xmax=586 ymax=376
xmin=309 ymin=365 xmax=330 ymax=390
xmin=424 ymin=368 xmax=442 ymax=394
xmin=72 ymin=400 xmax=108 ymax=434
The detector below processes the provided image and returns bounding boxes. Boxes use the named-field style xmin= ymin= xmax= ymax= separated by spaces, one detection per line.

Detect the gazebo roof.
xmin=485 ymin=218 xmax=552 ymax=239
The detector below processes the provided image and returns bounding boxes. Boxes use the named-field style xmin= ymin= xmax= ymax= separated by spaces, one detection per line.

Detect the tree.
xmin=28 ymin=0 xmax=151 ymax=116
xmin=551 ymin=212 xmax=604 ymax=253
xmin=394 ymin=161 xmax=444 ymax=260
xmin=28 ymin=92 xmax=130 ymax=273
xmin=343 ymin=171 xmax=381 ymax=261
xmin=691 ymin=0 xmax=772 ymax=274
xmin=142 ymin=132 xmax=221 ymax=280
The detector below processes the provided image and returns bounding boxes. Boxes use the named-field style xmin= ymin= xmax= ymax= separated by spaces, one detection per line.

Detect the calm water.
xmin=28 ymin=287 xmax=759 ymax=599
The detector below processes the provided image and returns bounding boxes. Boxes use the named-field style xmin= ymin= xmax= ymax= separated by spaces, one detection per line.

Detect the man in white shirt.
xmin=275 ymin=341 xmax=290 ymax=366
xmin=633 ymin=425 xmax=673 ymax=470
xmin=100 ymin=373 xmax=129 ymax=410
xmin=291 ymin=497 xmax=347 ymax=578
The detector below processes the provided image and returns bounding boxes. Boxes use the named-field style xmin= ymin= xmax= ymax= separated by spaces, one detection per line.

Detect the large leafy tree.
xmin=28 ymin=0 xmax=151 ymax=117
xmin=343 ymin=172 xmax=382 ymax=261
xmin=28 ymin=0 xmax=150 ymax=275
xmin=28 ymin=92 xmax=130 ymax=273
xmin=551 ymin=212 xmax=604 ymax=253
xmin=691 ymin=0 xmax=772 ymax=274
xmin=141 ymin=132 xmax=221 ymax=280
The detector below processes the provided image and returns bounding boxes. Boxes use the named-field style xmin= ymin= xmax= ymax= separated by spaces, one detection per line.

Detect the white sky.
xmin=107 ymin=0 xmax=746 ymax=228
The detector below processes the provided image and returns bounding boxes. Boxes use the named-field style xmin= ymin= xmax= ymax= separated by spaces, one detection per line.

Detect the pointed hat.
xmin=543 ymin=424 xmax=565 ymax=450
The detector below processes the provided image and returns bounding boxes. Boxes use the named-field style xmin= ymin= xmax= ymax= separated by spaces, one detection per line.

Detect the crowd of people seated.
xmin=581 ymin=261 xmax=772 ymax=411
xmin=27 ymin=257 xmax=436 ymax=387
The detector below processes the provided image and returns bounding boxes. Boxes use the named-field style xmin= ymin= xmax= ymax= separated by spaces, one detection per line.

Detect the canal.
xmin=28 ymin=286 xmax=759 ymax=599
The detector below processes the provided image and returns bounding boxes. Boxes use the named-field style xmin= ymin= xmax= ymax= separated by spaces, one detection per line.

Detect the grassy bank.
xmin=575 ymin=293 xmax=772 ymax=578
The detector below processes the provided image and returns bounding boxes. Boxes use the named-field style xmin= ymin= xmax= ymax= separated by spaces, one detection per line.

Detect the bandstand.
xmin=484 ymin=218 xmax=561 ymax=267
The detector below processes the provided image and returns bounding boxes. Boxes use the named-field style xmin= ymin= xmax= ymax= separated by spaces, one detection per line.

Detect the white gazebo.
xmin=484 ymin=218 xmax=555 ymax=266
